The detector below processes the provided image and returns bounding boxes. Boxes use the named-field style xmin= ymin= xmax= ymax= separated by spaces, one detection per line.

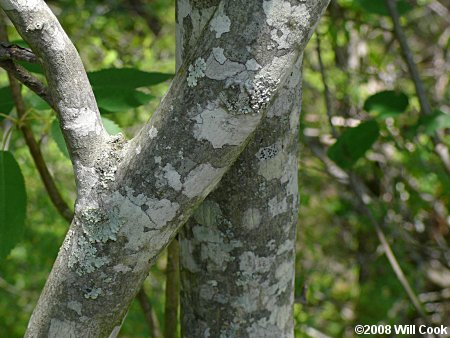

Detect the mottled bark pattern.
xmin=0 ymin=0 xmax=329 ymax=336
xmin=177 ymin=2 xmax=303 ymax=337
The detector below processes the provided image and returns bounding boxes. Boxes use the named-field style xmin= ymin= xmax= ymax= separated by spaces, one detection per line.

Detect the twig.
xmin=316 ymin=34 xmax=338 ymax=138
xmin=0 ymin=15 xmax=73 ymax=222
xmin=349 ymin=173 xmax=429 ymax=321
xmin=0 ymin=42 xmax=38 ymax=63
xmin=314 ymin=41 xmax=431 ymax=323
xmin=136 ymin=288 xmax=162 ymax=338
xmin=385 ymin=0 xmax=450 ymax=175
xmin=305 ymin=134 xmax=433 ymax=326
xmin=164 ymin=239 xmax=179 ymax=338
xmin=0 ymin=59 xmax=53 ymax=108
xmin=385 ymin=0 xmax=430 ymax=115
xmin=124 ymin=0 xmax=162 ymax=36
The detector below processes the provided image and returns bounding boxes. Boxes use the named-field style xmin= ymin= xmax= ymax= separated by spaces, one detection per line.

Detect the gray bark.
xmin=177 ymin=1 xmax=304 ymax=337
xmin=0 ymin=0 xmax=329 ymax=336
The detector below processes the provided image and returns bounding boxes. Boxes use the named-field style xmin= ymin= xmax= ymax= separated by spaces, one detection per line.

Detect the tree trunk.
xmin=0 ymin=0 xmax=329 ymax=336
xmin=177 ymin=1 xmax=303 ymax=337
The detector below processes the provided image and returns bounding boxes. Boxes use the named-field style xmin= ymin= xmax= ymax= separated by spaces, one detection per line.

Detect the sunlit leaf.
xmin=0 ymin=151 xmax=27 ymax=261
xmin=102 ymin=116 xmax=122 ymax=135
xmin=328 ymin=120 xmax=380 ymax=169
xmin=364 ymin=90 xmax=409 ymax=118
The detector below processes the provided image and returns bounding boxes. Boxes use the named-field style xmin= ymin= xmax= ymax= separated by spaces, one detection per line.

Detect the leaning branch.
xmin=1 ymin=1 xmax=108 ymax=181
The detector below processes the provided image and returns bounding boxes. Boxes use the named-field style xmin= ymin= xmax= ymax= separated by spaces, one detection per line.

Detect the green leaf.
xmin=364 ymin=90 xmax=409 ymax=118
xmin=93 ymin=88 xmax=154 ymax=113
xmin=0 ymin=151 xmax=27 ymax=261
xmin=415 ymin=110 xmax=450 ymax=135
xmin=0 ymin=86 xmax=14 ymax=121
xmin=26 ymin=92 xmax=51 ymax=111
xmin=16 ymin=60 xmax=44 ymax=74
xmin=355 ymin=0 xmax=412 ymax=16
xmin=10 ymin=40 xmax=44 ymax=74
xmin=88 ymin=68 xmax=171 ymax=112
xmin=88 ymin=68 xmax=173 ymax=89
xmin=328 ymin=120 xmax=380 ymax=169
xmin=51 ymin=119 xmax=70 ymax=158
xmin=101 ymin=116 xmax=122 ymax=135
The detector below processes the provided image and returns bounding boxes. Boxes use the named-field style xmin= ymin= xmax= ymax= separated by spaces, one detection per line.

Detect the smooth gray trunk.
xmin=177 ymin=1 xmax=303 ymax=337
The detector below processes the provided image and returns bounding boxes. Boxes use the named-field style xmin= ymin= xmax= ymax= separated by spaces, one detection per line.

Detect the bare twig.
xmin=385 ymin=0 xmax=450 ymax=175
xmin=0 ymin=15 xmax=73 ymax=222
xmin=136 ymin=288 xmax=162 ymax=338
xmin=306 ymin=135 xmax=432 ymax=325
xmin=316 ymin=34 xmax=338 ymax=138
xmin=314 ymin=41 xmax=431 ymax=323
xmin=349 ymin=173 xmax=429 ymax=321
xmin=385 ymin=0 xmax=431 ymax=115
xmin=0 ymin=42 xmax=38 ymax=63
xmin=164 ymin=239 xmax=179 ymax=338
xmin=0 ymin=59 xmax=53 ymax=107
xmin=124 ymin=0 xmax=162 ymax=36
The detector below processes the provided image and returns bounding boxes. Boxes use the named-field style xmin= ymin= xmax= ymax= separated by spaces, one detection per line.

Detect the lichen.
xmin=67 ymin=301 xmax=82 ymax=316
xmin=191 ymin=225 xmax=242 ymax=272
xmin=162 ymin=163 xmax=182 ymax=191
xmin=84 ymin=287 xmax=102 ymax=300
xmin=268 ymin=196 xmax=288 ymax=216
xmin=209 ymin=2 xmax=231 ymax=38
xmin=256 ymin=144 xmax=279 ymax=160
xmin=191 ymin=103 xmax=261 ymax=148
xmin=67 ymin=235 xmax=109 ymax=275
xmin=193 ymin=200 xmax=223 ymax=227
xmin=248 ymin=76 xmax=280 ymax=112
xmin=263 ymin=0 xmax=310 ymax=50
xmin=182 ymin=163 xmax=227 ymax=198
xmin=242 ymin=208 xmax=262 ymax=230
xmin=187 ymin=58 xmax=206 ymax=87
xmin=79 ymin=207 xmax=121 ymax=243
xmin=245 ymin=58 xmax=261 ymax=71
xmin=212 ymin=47 xmax=227 ymax=65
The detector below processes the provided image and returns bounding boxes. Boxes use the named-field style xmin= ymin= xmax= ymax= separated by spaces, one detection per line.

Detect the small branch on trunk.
xmin=0 ymin=59 xmax=53 ymax=107
xmin=0 ymin=41 xmax=39 ymax=63
xmin=164 ymin=239 xmax=179 ymax=338
xmin=136 ymin=288 xmax=162 ymax=338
